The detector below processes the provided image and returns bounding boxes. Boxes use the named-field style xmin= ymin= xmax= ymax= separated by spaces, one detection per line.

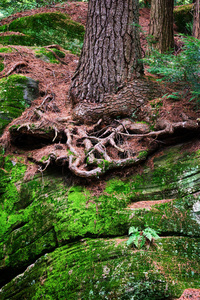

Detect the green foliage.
xmin=174 ymin=0 xmax=193 ymax=6
xmin=144 ymin=36 xmax=200 ymax=104
xmin=0 ymin=12 xmax=85 ymax=54
xmin=127 ymin=227 xmax=159 ymax=249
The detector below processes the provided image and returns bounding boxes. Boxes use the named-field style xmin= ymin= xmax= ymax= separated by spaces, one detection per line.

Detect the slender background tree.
xmin=193 ymin=0 xmax=200 ymax=39
xmin=149 ymin=0 xmax=174 ymax=53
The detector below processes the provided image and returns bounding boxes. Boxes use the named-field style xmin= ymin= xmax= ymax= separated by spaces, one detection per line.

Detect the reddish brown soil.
xmin=178 ymin=289 xmax=200 ymax=300
xmin=128 ymin=199 xmax=174 ymax=210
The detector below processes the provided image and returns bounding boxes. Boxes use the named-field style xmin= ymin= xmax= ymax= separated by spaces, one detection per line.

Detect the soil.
xmin=0 ymin=2 xmax=200 ymax=299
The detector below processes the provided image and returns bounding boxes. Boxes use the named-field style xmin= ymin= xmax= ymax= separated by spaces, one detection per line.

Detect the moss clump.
xmin=0 ymin=74 xmax=39 ymax=134
xmin=52 ymin=48 xmax=65 ymax=58
xmin=0 ymin=35 xmax=34 ymax=47
xmin=137 ymin=150 xmax=148 ymax=159
xmin=34 ymin=48 xmax=59 ymax=64
xmin=174 ymin=4 xmax=193 ymax=34
xmin=0 ymin=46 xmax=13 ymax=53
xmin=0 ymin=12 xmax=85 ymax=54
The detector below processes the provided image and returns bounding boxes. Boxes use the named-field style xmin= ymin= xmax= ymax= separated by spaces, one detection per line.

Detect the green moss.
xmin=34 ymin=47 xmax=65 ymax=63
xmin=0 ymin=46 xmax=13 ymax=53
xmin=0 ymin=74 xmax=38 ymax=134
xmin=34 ymin=48 xmax=59 ymax=64
xmin=1 ymin=237 xmax=200 ymax=299
xmin=98 ymin=159 xmax=112 ymax=172
xmin=52 ymin=48 xmax=65 ymax=58
xmin=174 ymin=4 xmax=193 ymax=34
xmin=0 ymin=12 xmax=85 ymax=54
xmin=130 ymin=196 xmax=200 ymax=237
xmin=137 ymin=150 xmax=148 ymax=159
xmin=0 ymin=35 xmax=34 ymax=47
xmin=0 ymin=144 xmax=200 ymax=295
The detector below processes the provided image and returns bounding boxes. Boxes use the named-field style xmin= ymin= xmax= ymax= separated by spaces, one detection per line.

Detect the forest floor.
xmin=0 ymin=3 xmax=200 ymax=298
xmin=1 ymin=2 xmax=200 ymax=191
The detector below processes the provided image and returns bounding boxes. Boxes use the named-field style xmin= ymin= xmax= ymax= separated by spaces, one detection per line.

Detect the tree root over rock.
xmin=7 ymin=117 xmax=200 ymax=178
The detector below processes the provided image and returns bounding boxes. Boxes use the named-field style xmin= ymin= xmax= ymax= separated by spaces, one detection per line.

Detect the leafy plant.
xmin=127 ymin=227 xmax=159 ymax=249
xmin=144 ymin=36 xmax=200 ymax=104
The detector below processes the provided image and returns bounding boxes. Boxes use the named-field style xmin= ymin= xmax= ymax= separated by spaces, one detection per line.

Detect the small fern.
xmin=127 ymin=227 xmax=159 ymax=249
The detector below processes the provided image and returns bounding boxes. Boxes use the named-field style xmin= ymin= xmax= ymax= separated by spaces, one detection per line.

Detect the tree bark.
xmin=72 ymin=78 xmax=163 ymax=124
xmin=149 ymin=0 xmax=174 ymax=53
xmin=193 ymin=0 xmax=200 ymax=39
xmin=70 ymin=0 xmax=144 ymax=105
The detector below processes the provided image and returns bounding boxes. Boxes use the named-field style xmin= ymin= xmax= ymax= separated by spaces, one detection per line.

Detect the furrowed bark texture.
xmin=73 ymin=78 xmax=162 ymax=124
xmin=149 ymin=0 xmax=174 ymax=53
xmin=70 ymin=0 xmax=143 ymax=104
xmin=193 ymin=0 xmax=200 ymax=39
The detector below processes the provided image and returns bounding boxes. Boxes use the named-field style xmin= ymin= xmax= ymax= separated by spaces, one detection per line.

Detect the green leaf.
xmin=128 ymin=226 xmax=138 ymax=236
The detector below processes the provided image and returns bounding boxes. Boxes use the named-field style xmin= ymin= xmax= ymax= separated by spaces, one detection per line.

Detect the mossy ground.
xmin=0 ymin=12 xmax=85 ymax=54
xmin=0 ymin=144 xmax=199 ymax=298
xmin=0 ymin=46 xmax=13 ymax=53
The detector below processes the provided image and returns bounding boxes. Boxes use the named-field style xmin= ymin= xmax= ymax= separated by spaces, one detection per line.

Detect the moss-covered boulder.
xmin=0 ymin=75 xmax=39 ymax=135
xmin=174 ymin=4 xmax=193 ymax=34
xmin=0 ymin=12 xmax=85 ymax=54
xmin=0 ymin=143 xmax=199 ymax=298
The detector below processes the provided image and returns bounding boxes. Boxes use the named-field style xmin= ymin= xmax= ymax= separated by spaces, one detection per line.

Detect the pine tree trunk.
xmin=70 ymin=0 xmax=143 ymax=105
xmin=193 ymin=0 xmax=200 ymax=39
xmin=149 ymin=0 xmax=174 ymax=53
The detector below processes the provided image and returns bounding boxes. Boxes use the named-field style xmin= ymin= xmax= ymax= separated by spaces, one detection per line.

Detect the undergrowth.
xmin=144 ymin=36 xmax=200 ymax=105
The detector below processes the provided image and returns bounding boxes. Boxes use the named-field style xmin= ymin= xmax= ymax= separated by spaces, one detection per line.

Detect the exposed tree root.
xmin=0 ymin=61 xmax=28 ymax=78
xmin=44 ymin=47 xmax=68 ymax=65
xmin=6 ymin=116 xmax=200 ymax=178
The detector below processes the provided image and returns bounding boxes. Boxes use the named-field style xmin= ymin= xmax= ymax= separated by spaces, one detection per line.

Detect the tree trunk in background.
xmin=193 ymin=0 xmax=200 ymax=39
xmin=70 ymin=0 xmax=143 ymax=104
xmin=149 ymin=0 xmax=174 ymax=53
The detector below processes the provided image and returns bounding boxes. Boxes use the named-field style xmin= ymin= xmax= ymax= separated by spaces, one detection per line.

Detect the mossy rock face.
xmin=0 ymin=143 xmax=200 ymax=296
xmin=0 ymin=237 xmax=200 ymax=299
xmin=174 ymin=4 xmax=193 ymax=34
xmin=0 ymin=12 xmax=85 ymax=54
xmin=0 ymin=75 xmax=39 ymax=135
